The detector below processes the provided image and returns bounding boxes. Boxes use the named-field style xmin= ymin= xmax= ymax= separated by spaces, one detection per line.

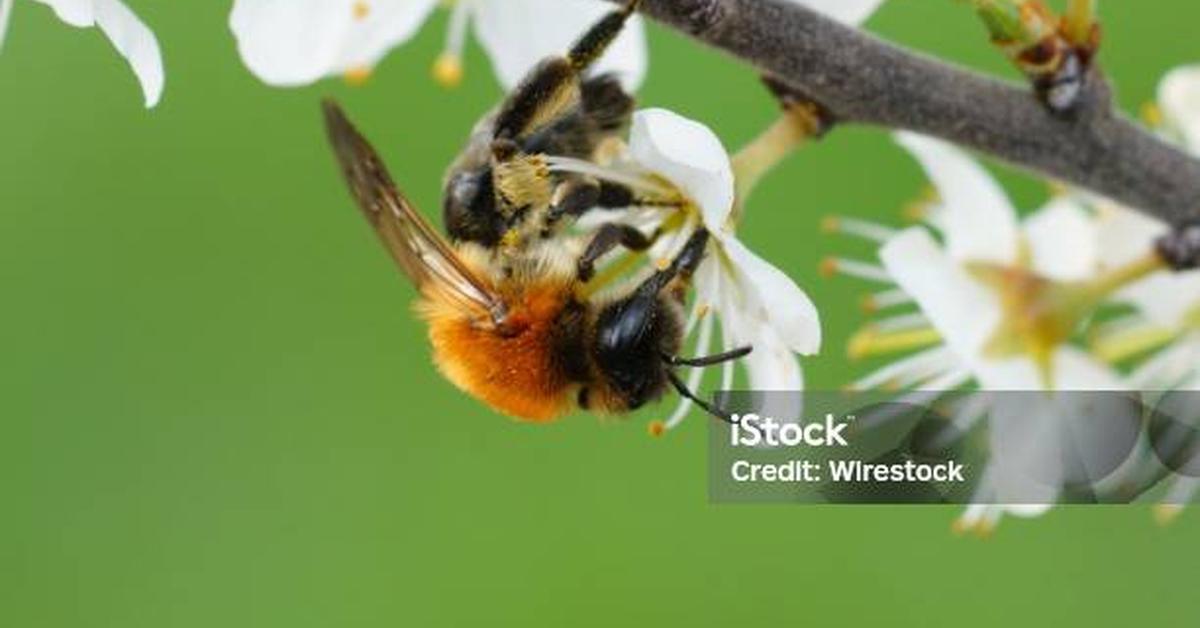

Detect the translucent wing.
xmin=323 ymin=100 xmax=508 ymax=324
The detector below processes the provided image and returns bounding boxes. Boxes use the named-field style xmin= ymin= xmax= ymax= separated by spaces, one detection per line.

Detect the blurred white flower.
xmin=228 ymin=0 xmax=646 ymax=90
xmin=825 ymin=132 xmax=1133 ymax=533
xmin=549 ymin=108 xmax=822 ymax=433
xmin=1087 ymin=67 xmax=1200 ymax=391
xmin=0 ymin=0 xmax=164 ymax=107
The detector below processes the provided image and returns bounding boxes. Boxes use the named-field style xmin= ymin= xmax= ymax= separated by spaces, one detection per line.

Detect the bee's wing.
xmin=322 ymin=100 xmax=508 ymax=324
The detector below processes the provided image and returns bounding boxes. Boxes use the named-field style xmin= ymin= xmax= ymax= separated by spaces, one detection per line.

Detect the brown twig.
xmin=607 ymin=0 xmax=1200 ymax=225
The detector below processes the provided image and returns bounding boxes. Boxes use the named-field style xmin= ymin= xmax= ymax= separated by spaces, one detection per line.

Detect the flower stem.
xmin=730 ymin=107 xmax=820 ymax=223
xmin=1088 ymin=252 xmax=1165 ymax=298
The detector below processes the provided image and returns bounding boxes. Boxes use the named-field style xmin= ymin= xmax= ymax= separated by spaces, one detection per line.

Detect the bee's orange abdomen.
xmin=423 ymin=281 xmax=578 ymax=422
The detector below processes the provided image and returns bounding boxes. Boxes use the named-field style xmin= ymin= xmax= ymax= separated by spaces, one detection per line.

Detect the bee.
xmin=322 ymin=102 xmax=750 ymax=422
xmin=322 ymin=0 xmax=750 ymax=424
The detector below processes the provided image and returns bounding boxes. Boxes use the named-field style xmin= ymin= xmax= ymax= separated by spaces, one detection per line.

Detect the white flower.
xmin=1 ymin=0 xmax=164 ymax=107
xmin=1159 ymin=63 xmax=1200 ymax=153
xmin=551 ymin=108 xmax=822 ymax=432
xmin=826 ymin=132 xmax=1128 ymax=532
xmin=1086 ymin=67 xmax=1200 ymax=391
xmin=228 ymin=0 xmax=646 ymax=90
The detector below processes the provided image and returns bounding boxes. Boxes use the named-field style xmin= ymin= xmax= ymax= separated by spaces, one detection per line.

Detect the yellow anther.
xmin=432 ymin=53 xmax=464 ymax=88
xmin=696 ymin=304 xmax=711 ymax=319
xmin=818 ymin=258 xmax=839 ymax=279
xmin=847 ymin=326 xmax=941 ymax=361
xmin=352 ymin=1 xmax=370 ymax=20
xmin=656 ymin=257 xmax=671 ymax=271
xmin=859 ymin=294 xmax=879 ymax=314
xmin=648 ymin=420 xmax=666 ymax=438
xmin=343 ymin=66 xmax=372 ymax=86
xmin=1154 ymin=504 xmax=1184 ymax=527
xmin=820 ymin=215 xmax=841 ymax=234
xmin=1141 ymin=101 xmax=1164 ymax=129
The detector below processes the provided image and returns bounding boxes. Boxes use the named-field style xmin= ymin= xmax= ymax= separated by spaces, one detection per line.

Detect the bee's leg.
xmin=567 ymin=0 xmax=640 ymax=73
xmin=492 ymin=0 xmax=639 ymax=142
xmin=613 ymin=228 xmax=709 ymax=298
xmin=575 ymin=222 xmax=660 ymax=282
xmin=542 ymin=177 xmax=602 ymax=238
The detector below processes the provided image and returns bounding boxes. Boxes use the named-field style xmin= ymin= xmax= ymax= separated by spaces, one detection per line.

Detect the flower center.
xmin=966 ymin=251 xmax=1166 ymax=385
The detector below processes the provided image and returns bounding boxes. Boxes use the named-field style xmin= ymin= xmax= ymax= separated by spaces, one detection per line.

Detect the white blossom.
xmin=228 ymin=0 xmax=646 ymax=90
xmin=1 ymin=0 xmax=164 ymax=107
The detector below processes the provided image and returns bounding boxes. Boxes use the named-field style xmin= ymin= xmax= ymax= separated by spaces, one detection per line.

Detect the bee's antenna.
xmin=662 ymin=346 xmax=753 ymax=368
xmin=666 ymin=370 xmax=736 ymax=425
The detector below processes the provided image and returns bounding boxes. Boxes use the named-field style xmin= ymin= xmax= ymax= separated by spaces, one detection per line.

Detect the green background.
xmin=2 ymin=1 xmax=1197 ymax=626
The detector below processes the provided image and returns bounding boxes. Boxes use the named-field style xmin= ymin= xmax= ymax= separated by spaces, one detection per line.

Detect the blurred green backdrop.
xmin=2 ymin=1 xmax=1197 ymax=626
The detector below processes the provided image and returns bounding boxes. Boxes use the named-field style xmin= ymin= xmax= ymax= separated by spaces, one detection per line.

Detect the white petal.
xmin=894 ymin=132 xmax=1019 ymax=265
xmin=1159 ymin=64 xmax=1200 ymax=153
xmin=1120 ymin=271 xmax=1200 ymax=329
xmin=721 ymin=236 xmax=821 ymax=355
xmin=473 ymin=0 xmax=646 ymax=91
xmin=1023 ymin=197 xmax=1097 ymax=281
xmin=629 ymin=108 xmax=735 ymax=230
xmin=1094 ymin=204 xmax=1166 ymax=269
xmin=787 ymin=0 xmax=885 ymax=25
xmin=879 ymin=227 xmax=999 ymax=362
xmin=972 ymin=347 xmax=1125 ymax=391
xmin=0 ymin=0 xmax=13 ymax=50
xmin=33 ymin=0 xmax=163 ymax=107
xmin=94 ymin=0 xmax=163 ymax=107
xmin=33 ymin=0 xmax=93 ymax=27
xmin=230 ymin=0 xmax=437 ymax=87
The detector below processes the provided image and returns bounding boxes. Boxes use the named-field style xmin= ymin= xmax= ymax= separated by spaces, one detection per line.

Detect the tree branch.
xmin=610 ymin=0 xmax=1200 ymax=224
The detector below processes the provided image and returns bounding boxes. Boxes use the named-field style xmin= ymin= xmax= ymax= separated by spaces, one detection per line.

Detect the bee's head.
xmin=443 ymin=168 xmax=505 ymax=246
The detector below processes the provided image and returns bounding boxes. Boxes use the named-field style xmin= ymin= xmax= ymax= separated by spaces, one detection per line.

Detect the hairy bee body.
xmin=418 ymin=242 xmax=684 ymax=422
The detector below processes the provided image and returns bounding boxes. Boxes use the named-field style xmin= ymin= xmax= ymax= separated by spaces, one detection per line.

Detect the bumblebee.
xmin=322 ymin=102 xmax=748 ymax=422
xmin=322 ymin=0 xmax=749 ymax=423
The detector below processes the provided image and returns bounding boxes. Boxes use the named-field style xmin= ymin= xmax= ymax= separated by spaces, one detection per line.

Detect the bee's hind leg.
xmin=492 ymin=0 xmax=640 ymax=142
xmin=568 ymin=0 xmax=641 ymax=72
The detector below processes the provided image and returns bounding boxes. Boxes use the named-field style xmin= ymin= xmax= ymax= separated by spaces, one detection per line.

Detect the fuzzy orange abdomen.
xmin=424 ymin=287 xmax=577 ymax=422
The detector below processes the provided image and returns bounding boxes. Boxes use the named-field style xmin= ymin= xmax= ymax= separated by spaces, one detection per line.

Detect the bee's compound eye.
xmin=443 ymin=170 xmax=503 ymax=245
xmin=446 ymin=171 xmax=483 ymax=213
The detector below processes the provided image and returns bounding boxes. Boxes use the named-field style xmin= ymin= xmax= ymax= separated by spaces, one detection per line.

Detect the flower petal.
xmin=1094 ymin=208 xmax=1200 ymax=327
xmin=0 ymin=0 xmax=13 ymax=50
xmin=788 ymin=0 xmax=885 ymax=25
xmin=472 ymin=0 xmax=646 ymax=91
xmin=1159 ymin=64 xmax=1200 ymax=153
xmin=972 ymin=346 xmax=1125 ymax=391
xmin=94 ymin=0 xmax=163 ymax=107
xmin=629 ymin=108 xmax=734 ymax=230
xmin=894 ymin=132 xmax=1019 ymax=265
xmin=879 ymin=227 xmax=999 ymax=362
xmin=34 ymin=0 xmax=163 ymax=107
xmin=1120 ymin=272 xmax=1200 ymax=329
xmin=1023 ymin=197 xmax=1097 ymax=281
xmin=1094 ymin=204 xmax=1166 ymax=269
xmin=33 ymin=0 xmax=93 ymax=27
xmin=230 ymin=0 xmax=437 ymax=87
xmin=721 ymin=235 xmax=822 ymax=355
